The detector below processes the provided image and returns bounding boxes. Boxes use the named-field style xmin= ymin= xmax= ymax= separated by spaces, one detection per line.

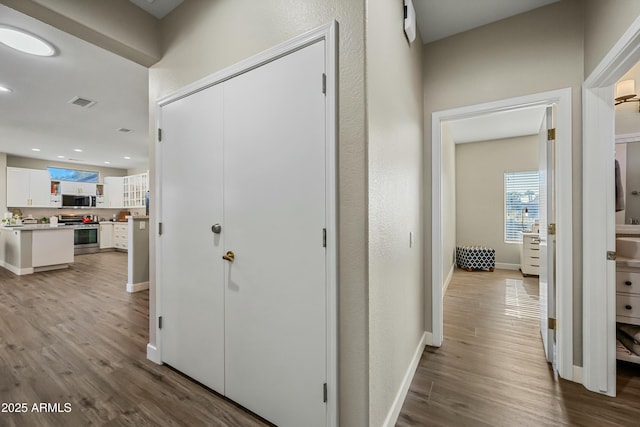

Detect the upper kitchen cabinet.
xmin=7 ymin=167 xmax=51 ymax=208
xmin=123 ymin=172 xmax=149 ymax=208
xmin=59 ymin=181 xmax=97 ymax=196
xmin=104 ymin=176 xmax=124 ymax=209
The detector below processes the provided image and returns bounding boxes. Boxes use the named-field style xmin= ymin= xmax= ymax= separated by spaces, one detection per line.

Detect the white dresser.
xmin=520 ymin=233 xmax=540 ymax=276
xmin=616 ymin=267 xmax=640 ymax=326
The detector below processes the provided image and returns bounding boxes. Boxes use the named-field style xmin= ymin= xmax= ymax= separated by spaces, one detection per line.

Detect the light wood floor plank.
xmin=397 ymin=268 xmax=640 ymax=427
xmin=0 ymin=252 xmax=271 ymax=427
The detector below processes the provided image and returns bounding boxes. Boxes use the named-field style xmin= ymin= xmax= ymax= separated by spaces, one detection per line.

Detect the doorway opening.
xmin=430 ymin=88 xmax=574 ymax=381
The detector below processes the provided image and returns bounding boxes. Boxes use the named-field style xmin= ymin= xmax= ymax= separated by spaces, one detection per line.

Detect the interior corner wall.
xmin=366 ymin=1 xmax=424 ymax=425
xmin=442 ymin=123 xmax=456 ymax=282
xmin=0 ymin=0 xmax=160 ymax=66
xmin=456 ymin=136 xmax=539 ymax=265
xmin=584 ymin=0 xmax=640 ymax=78
xmin=422 ymin=0 xmax=584 ymax=364
xmin=151 ymin=1 xmax=368 ymax=425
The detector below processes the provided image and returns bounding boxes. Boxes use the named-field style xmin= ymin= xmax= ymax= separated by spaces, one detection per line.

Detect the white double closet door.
xmin=159 ymin=41 xmax=327 ymax=427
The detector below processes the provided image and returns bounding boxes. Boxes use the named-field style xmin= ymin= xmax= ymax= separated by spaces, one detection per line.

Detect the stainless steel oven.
xmin=73 ymin=224 xmax=99 ymax=254
xmin=58 ymin=215 xmax=100 ymax=254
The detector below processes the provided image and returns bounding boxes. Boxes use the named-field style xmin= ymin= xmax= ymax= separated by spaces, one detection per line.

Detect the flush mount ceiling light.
xmin=0 ymin=26 xmax=55 ymax=57
xmin=0 ymin=85 xmax=12 ymax=93
xmin=74 ymin=148 xmax=83 ymax=152
xmin=31 ymin=148 xmax=40 ymax=152
xmin=615 ymin=80 xmax=640 ymax=112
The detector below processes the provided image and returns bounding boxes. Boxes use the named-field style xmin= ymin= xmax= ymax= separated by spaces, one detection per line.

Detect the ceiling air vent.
xmin=117 ymin=127 xmax=132 ymax=133
xmin=68 ymin=96 xmax=96 ymax=108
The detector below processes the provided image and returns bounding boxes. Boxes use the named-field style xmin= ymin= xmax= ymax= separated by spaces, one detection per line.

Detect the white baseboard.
xmin=424 ymin=331 xmax=434 ymax=346
xmin=146 ymin=343 xmax=161 ymax=364
xmin=126 ymin=281 xmax=149 ymax=293
xmin=443 ymin=264 xmax=454 ymax=295
xmin=0 ymin=260 xmax=33 ymax=275
xmin=382 ymin=332 xmax=427 ymax=427
xmin=495 ymin=262 xmax=520 ymax=271
xmin=572 ymin=365 xmax=583 ymax=384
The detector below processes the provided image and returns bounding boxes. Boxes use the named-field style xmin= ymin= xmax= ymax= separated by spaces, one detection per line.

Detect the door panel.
xmin=159 ymin=85 xmax=225 ymax=392
xmin=223 ymin=41 xmax=327 ymax=427
xmin=539 ymin=106 xmax=556 ymax=367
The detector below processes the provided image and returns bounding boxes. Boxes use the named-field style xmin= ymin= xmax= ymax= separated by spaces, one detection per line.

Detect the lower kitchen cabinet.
xmin=113 ymin=223 xmax=128 ymax=251
xmin=99 ymin=222 xmax=114 ymax=249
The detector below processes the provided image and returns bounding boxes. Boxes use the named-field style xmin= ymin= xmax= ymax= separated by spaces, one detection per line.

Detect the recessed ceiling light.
xmin=57 ymin=155 xmax=65 ymax=159
xmin=31 ymin=148 xmax=40 ymax=152
xmin=124 ymin=156 xmax=131 ymax=160
xmin=74 ymin=148 xmax=83 ymax=152
xmin=104 ymin=161 xmax=111 ymax=165
xmin=0 ymin=85 xmax=12 ymax=93
xmin=0 ymin=26 xmax=55 ymax=57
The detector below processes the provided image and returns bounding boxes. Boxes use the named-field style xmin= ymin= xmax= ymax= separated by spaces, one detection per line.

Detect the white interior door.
xmin=159 ymin=85 xmax=225 ymax=392
xmin=223 ymin=41 xmax=327 ymax=427
xmin=539 ymin=106 xmax=557 ymax=367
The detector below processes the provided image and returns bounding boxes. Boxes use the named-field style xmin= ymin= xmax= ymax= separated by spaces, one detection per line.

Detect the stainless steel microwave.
xmin=62 ymin=194 xmax=96 ymax=208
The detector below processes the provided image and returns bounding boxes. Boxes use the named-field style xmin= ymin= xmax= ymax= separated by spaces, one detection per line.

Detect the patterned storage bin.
xmin=456 ymin=246 xmax=495 ymax=272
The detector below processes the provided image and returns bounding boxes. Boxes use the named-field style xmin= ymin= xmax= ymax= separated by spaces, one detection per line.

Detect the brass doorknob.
xmin=222 ymin=251 xmax=235 ymax=262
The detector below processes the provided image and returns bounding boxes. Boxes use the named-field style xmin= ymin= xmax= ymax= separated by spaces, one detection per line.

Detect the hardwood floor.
xmin=397 ymin=269 xmax=640 ymax=427
xmin=0 ymin=252 xmax=270 ymax=427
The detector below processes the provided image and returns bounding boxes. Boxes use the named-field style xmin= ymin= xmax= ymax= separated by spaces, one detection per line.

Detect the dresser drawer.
xmin=617 ymin=293 xmax=640 ymax=319
xmin=616 ymin=271 xmax=640 ymax=295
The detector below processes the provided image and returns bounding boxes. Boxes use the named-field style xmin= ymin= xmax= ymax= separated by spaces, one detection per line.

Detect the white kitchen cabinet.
xmin=104 ymin=177 xmax=124 ymax=209
xmin=7 ymin=167 xmax=51 ymax=207
xmin=99 ymin=222 xmax=114 ymax=249
xmin=59 ymin=181 xmax=97 ymax=195
xmin=123 ymin=172 xmax=149 ymax=208
xmin=113 ymin=222 xmax=128 ymax=251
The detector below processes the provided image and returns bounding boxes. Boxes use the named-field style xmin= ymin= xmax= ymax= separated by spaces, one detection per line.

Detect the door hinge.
xmin=159 ymin=222 xmax=163 ymax=235
xmin=607 ymin=251 xmax=617 ymax=261
xmin=323 ymin=228 xmax=327 ymax=248
xmin=323 ymin=383 xmax=327 ymax=403
xmin=322 ymin=73 xmax=326 ymax=95
xmin=547 ymin=128 xmax=556 ymax=141
xmin=158 ymin=316 xmax=163 ymax=329
xmin=548 ymin=317 xmax=556 ymax=330
xmin=158 ymin=128 xmax=162 ymax=142
xmin=548 ymin=223 xmax=556 ymax=235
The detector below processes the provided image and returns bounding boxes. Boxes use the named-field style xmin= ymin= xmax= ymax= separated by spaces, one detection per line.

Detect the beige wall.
xmin=442 ymin=123 xmax=457 ymax=281
xmin=584 ymin=0 xmax=640 ymax=78
xmin=366 ymin=1 xmax=423 ymax=424
xmin=0 ymin=0 xmax=160 ymax=66
xmin=456 ymin=136 xmax=539 ymax=265
xmin=422 ymin=0 xmax=584 ymax=360
xmin=152 ymin=1 xmax=368 ymax=425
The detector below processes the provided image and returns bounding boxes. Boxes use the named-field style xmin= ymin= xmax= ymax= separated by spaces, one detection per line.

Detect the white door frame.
xmin=431 ymin=88 xmax=574 ymax=380
xmin=583 ymin=16 xmax=640 ymax=397
xmin=152 ymin=22 xmax=338 ymax=426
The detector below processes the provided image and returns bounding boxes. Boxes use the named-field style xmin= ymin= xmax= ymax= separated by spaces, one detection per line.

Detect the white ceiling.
xmin=447 ymin=105 xmax=547 ymax=144
xmin=414 ymin=0 xmax=560 ymax=44
xmin=0 ymin=5 xmax=149 ymax=170
xmin=128 ymin=0 xmax=183 ymax=19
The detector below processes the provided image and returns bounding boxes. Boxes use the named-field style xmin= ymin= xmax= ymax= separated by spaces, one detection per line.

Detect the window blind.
xmin=504 ymin=171 xmax=540 ymax=242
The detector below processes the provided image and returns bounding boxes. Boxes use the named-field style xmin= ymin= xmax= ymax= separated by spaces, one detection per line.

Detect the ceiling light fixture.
xmin=57 ymin=155 xmax=65 ymax=159
xmin=31 ymin=148 xmax=41 ymax=152
xmin=104 ymin=161 xmax=111 ymax=165
xmin=0 ymin=85 xmax=12 ymax=93
xmin=74 ymin=148 xmax=83 ymax=152
xmin=0 ymin=26 xmax=55 ymax=57
xmin=124 ymin=156 xmax=131 ymax=160
xmin=615 ymin=80 xmax=640 ymax=111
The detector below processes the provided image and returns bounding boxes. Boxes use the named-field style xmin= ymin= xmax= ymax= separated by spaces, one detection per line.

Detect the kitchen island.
xmin=0 ymin=224 xmax=74 ymax=275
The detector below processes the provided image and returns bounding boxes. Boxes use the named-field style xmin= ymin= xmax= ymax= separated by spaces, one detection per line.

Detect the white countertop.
xmin=0 ymin=224 xmax=75 ymax=231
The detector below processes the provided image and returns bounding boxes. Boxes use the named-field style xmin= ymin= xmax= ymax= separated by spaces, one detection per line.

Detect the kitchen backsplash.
xmin=13 ymin=207 xmax=146 ymax=221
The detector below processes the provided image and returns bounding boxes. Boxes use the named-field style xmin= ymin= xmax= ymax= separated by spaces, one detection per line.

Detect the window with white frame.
xmin=504 ymin=171 xmax=539 ymax=243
